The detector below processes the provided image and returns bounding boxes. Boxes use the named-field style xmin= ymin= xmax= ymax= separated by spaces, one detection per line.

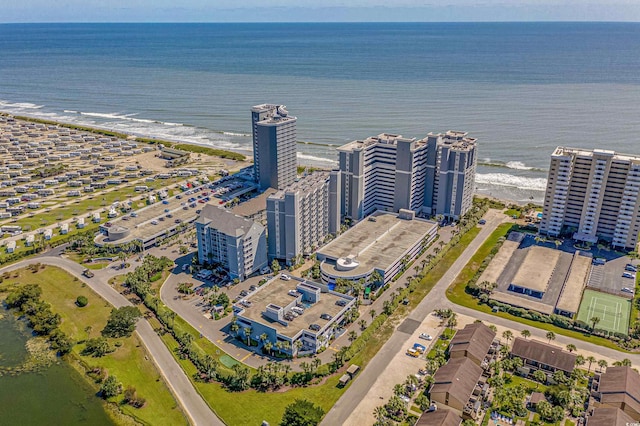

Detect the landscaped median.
xmin=445 ymin=224 xmax=632 ymax=352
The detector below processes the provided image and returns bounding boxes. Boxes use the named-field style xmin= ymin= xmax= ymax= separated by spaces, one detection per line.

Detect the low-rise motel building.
xmin=233 ymin=274 xmax=356 ymax=356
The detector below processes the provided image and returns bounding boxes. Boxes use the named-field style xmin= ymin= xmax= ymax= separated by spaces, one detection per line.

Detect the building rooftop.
xmin=555 ymin=252 xmax=591 ymax=314
xmin=336 ymin=133 xmax=421 ymax=152
xmin=449 ymin=322 xmax=496 ymax=363
xmin=318 ymin=211 xmax=437 ymax=278
xmin=431 ymin=357 xmax=483 ymax=407
xmin=429 ymin=130 xmax=477 ymax=151
xmin=588 ymin=407 xmax=636 ymax=426
xmin=197 ymin=204 xmax=260 ymax=237
xmin=415 ymin=409 xmax=461 ymax=426
xmin=269 ymin=171 xmax=330 ymax=200
xmin=552 ymin=146 xmax=640 ymax=163
xmin=598 ymin=366 xmax=640 ymax=417
xmin=237 ymin=275 xmax=352 ymax=339
xmin=230 ymin=188 xmax=276 ymax=218
xmin=511 ymin=246 xmax=561 ymax=292
xmin=511 ymin=338 xmax=576 ymax=373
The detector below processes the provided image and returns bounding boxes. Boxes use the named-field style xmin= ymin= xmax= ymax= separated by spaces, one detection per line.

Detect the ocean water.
xmin=1 ymin=22 xmax=640 ymax=203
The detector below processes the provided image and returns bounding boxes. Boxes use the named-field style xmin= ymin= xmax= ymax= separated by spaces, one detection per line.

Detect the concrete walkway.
xmin=1 ymin=256 xmax=223 ymax=426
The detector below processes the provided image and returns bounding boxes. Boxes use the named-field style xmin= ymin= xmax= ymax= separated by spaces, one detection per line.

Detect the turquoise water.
xmin=0 ymin=23 xmax=639 ymax=203
xmin=0 ymin=311 xmax=114 ymax=426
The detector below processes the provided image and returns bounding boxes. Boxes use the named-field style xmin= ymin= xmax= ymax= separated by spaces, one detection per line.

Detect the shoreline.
xmin=1 ymin=110 xmax=542 ymax=207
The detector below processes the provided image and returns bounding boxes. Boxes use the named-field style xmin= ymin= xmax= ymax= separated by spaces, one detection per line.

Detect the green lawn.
xmin=446 ymin=224 xmax=630 ymax=352
xmin=0 ymin=266 xmax=187 ymax=426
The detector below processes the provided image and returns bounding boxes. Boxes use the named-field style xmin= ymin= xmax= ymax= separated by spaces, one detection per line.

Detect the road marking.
xmin=328 ymin=346 xmax=339 ymax=352
xmin=240 ymin=353 xmax=252 ymax=362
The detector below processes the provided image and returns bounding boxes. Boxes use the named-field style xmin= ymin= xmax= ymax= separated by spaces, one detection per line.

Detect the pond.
xmin=0 ymin=309 xmax=114 ymax=425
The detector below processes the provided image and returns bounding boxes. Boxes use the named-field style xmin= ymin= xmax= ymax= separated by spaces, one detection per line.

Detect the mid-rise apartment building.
xmin=196 ymin=204 xmax=268 ymax=281
xmin=337 ymin=131 xmax=477 ymax=220
xmin=540 ymin=147 xmax=640 ymax=249
xmin=251 ymin=104 xmax=297 ymax=190
xmin=266 ymin=171 xmax=342 ymax=264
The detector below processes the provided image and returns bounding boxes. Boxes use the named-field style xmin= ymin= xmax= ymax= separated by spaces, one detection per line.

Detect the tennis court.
xmin=576 ymin=289 xmax=631 ymax=335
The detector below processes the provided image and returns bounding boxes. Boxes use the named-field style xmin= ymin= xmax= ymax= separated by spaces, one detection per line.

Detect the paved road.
xmin=321 ymin=209 xmax=508 ymax=425
xmin=1 ymin=256 xmax=224 ymax=426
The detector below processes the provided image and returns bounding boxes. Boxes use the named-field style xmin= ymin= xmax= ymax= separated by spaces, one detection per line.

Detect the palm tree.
xmin=294 ymin=340 xmax=303 ymax=356
xmin=230 ymin=321 xmax=239 ymax=337
xmin=358 ymin=319 xmax=367 ymax=331
xmin=575 ymin=354 xmax=585 ymax=368
xmin=586 ymin=356 xmax=596 ymax=373
xmin=373 ymin=406 xmax=387 ymax=421
xmin=613 ymin=358 xmax=632 ymax=367
xmin=597 ymin=359 xmax=608 ymax=372
xmin=348 ymin=331 xmax=358 ymax=343
xmin=369 ymin=309 xmax=376 ymax=320
xmin=566 ymin=343 xmax=577 ymax=353
xmin=502 ymin=330 xmax=513 ymax=346
xmin=243 ymin=326 xmax=252 ymax=346
xmin=546 ymin=331 xmax=556 ymax=343
xmin=590 ymin=316 xmax=601 ymax=331
xmin=489 ymin=324 xmax=498 ymax=333
xmin=264 ymin=341 xmax=273 ymax=355
xmin=521 ymin=329 xmax=531 ymax=339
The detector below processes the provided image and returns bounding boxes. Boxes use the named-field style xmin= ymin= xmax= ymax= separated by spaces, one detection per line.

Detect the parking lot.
xmin=586 ymin=253 xmax=638 ymax=298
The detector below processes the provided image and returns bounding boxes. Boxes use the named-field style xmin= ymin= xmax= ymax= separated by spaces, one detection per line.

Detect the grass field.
xmin=0 ymin=266 xmax=187 ymax=426
xmin=576 ymin=289 xmax=631 ymax=335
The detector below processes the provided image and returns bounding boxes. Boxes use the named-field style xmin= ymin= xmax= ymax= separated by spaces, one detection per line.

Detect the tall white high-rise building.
xmin=337 ymin=131 xmax=477 ymax=221
xmin=540 ymin=147 xmax=640 ymax=249
xmin=266 ymin=171 xmax=341 ymax=264
xmin=251 ymin=104 xmax=297 ymax=190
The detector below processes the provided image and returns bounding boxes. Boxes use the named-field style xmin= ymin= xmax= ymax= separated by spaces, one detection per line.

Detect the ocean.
xmin=1 ymin=22 xmax=639 ymax=203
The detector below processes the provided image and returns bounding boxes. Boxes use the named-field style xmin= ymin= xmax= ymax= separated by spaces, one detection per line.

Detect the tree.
xmin=264 ymin=341 xmax=273 ymax=356
xmin=613 ymin=358 xmax=632 ymax=367
xmin=502 ymin=330 xmax=513 ymax=345
xmin=100 ymin=375 xmax=122 ymax=399
xmin=370 ymin=309 xmax=376 ymax=320
xmin=533 ymin=369 xmax=547 ymax=385
xmin=101 ymin=306 xmax=142 ymax=338
xmin=279 ymin=399 xmax=325 ymax=426
xmin=546 ymin=331 xmax=556 ymax=343
xmin=566 ymin=343 xmax=577 ymax=353
xmin=348 ymin=331 xmax=358 ymax=343
xmin=230 ymin=321 xmax=239 ymax=337
xmin=82 ymin=337 xmax=114 ymax=357
xmin=521 ymin=329 xmax=531 ymax=339
xmin=598 ymin=359 xmax=608 ymax=372
xmin=243 ymin=327 xmax=252 ymax=346
xmin=76 ymin=295 xmax=88 ymax=307
xmin=586 ymin=356 xmax=596 ymax=373
xmin=358 ymin=319 xmax=367 ymax=331
xmin=590 ymin=316 xmax=601 ymax=330
xmin=575 ymin=354 xmax=585 ymax=368
xmin=271 ymin=259 xmax=281 ymax=274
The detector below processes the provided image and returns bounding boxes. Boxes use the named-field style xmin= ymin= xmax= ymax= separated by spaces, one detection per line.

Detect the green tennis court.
xmin=576 ymin=289 xmax=631 ymax=335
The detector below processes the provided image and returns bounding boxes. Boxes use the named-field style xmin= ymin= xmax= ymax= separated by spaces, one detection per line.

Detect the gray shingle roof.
xmin=197 ymin=204 xmax=260 ymax=237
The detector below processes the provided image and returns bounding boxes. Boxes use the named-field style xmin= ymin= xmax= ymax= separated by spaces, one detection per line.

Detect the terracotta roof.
xmin=588 ymin=407 xmax=635 ymax=426
xmin=431 ymin=357 xmax=483 ymax=408
xmin=511 ymin=338 xmax=576 ymax=373
xmin=599 ymin=366 xmax=640 ymax=418
xmin=415 ymin=409 xmax=461 ymax=426
xmin=449 ymin=322 xmax=496 ymax=363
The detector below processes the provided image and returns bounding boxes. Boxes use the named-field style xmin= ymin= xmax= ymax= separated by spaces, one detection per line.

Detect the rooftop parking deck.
xmin=318 ymin=211 xmax=437 ymax=278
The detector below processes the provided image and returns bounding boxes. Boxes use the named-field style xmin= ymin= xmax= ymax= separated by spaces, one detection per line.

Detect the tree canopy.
xmin=279 ymin=399 xmax=325 ymax=426
xmin=102 ymin=306 xmax=142 ymax=338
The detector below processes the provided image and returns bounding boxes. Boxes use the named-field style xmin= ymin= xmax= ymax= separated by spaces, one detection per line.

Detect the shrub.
xmin=76 ymin=295 xmax=88 ymax=307
xmin=100 ymin=375 xmax=122 ymax=399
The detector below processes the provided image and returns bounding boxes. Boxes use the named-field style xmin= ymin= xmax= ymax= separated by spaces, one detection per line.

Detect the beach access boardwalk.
xmin=1 ymin=255 xmax=223 ymax=426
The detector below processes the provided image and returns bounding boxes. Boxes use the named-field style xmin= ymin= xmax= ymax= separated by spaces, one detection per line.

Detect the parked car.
xmin=320 ymin=313 xmax=333 ymax=321
xmin=625 ymin=264 xmax=638 ymax=272
xmin=309 ymin=324 xmax=321 ymax=331
xmin=406 ymin=348 xmax=420 ymax=358
xmin=622 ymin=272 xmax=636 ymax=279
xmin=621 ymin=287 xmax=634 ymax=293
xmin=151 ymin=220 xmax=158 ymax=225
xmin=478 ymin=219 xmax=486 ymax=225
xmin=413 ymin=343 xmax=427 ymax=353
xmin=419 ymin=333 xmax=433 ymax=341
xmin=336 ymin=299 xmax=347 ymax=307
xmin=281 ymin=274 xmax=291 ymax=281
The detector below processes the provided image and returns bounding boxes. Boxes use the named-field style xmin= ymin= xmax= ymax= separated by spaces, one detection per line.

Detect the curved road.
xmin=1 ymin=256 xmax=224 ymax=426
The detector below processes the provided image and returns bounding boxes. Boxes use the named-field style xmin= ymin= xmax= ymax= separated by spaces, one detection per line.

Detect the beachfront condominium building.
xmin=266 ymin=171 xmax=342 ymax=264
xmin=337 ymin=131 xmax=477 ymax=221
xmin=539 ymin=147 xmax=640 ymax=249
xmin=251 ymin=104 xmax=297 ymax=190
xmin=424 ymin=131 xmax=478 ymax=220
xmin=196 ymin=204 xmax=268 ymax=281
